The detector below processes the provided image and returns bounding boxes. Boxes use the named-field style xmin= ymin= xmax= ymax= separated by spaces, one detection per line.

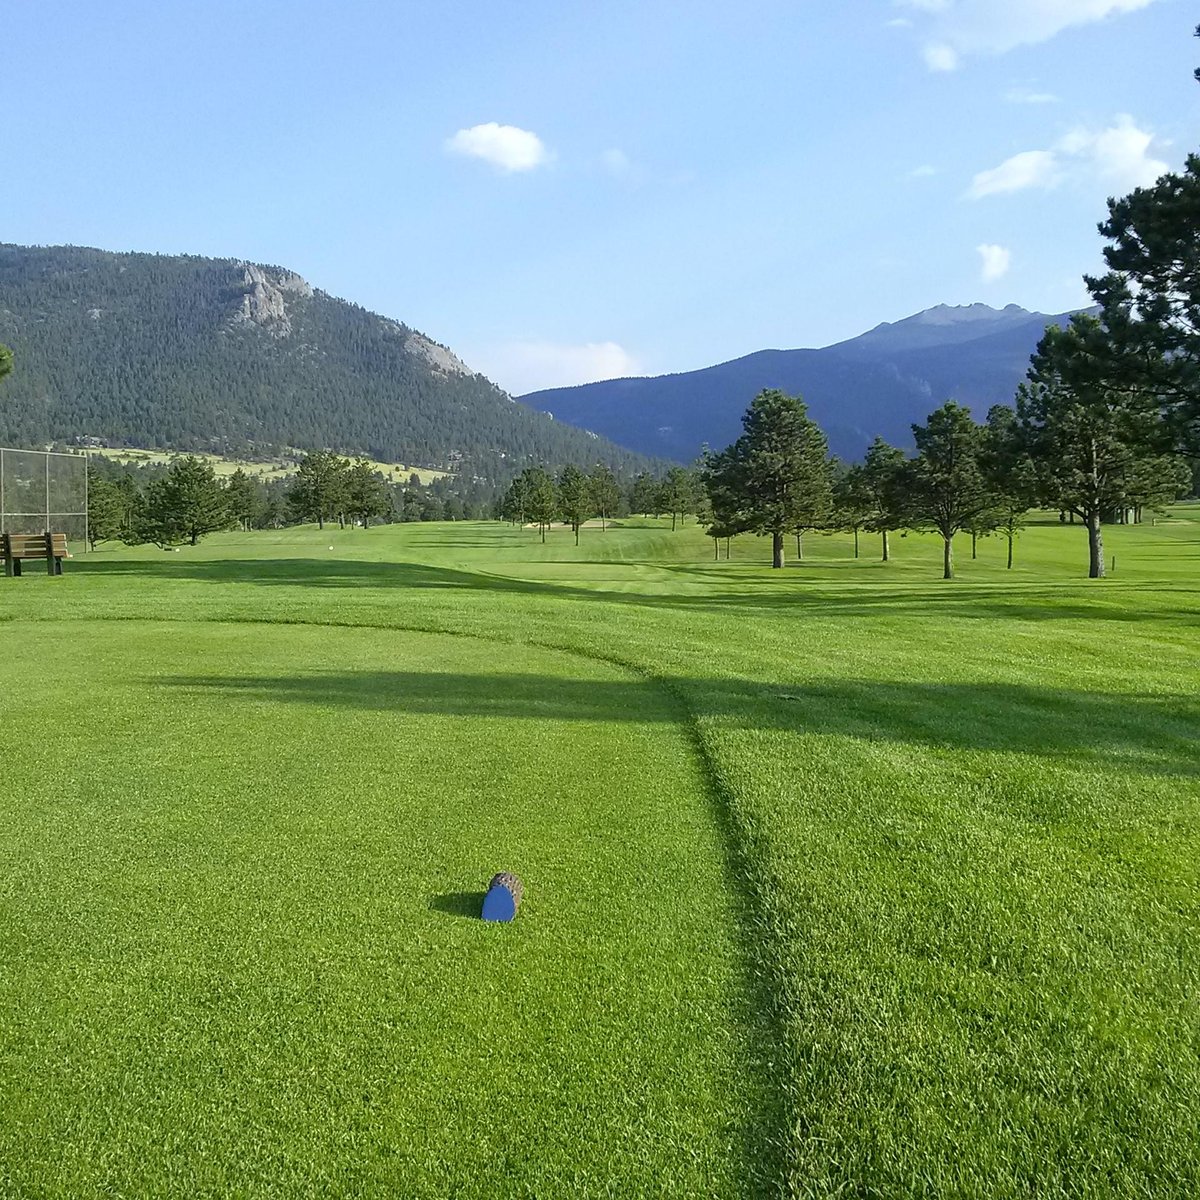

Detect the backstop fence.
xmin=0 ymin=447 xmax=89 ymax=547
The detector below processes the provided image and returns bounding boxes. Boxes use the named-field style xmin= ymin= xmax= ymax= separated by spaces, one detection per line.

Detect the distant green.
xmin=1 ymin=512 xmax=1197 ymax=1197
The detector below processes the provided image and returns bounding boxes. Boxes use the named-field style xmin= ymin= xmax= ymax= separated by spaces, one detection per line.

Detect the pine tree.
xmin=289 ymin=450 xmax=349 ymax=530
xmin=557 ymin=464 xmax=592 ymax=546
xmin=707 ymin=390 xmax=831 ymax=568
xmin=135 ymin=456 xmax=229 ymax=547
xmin=1018 ymin=317 xmax=1171 ymax=578
xmin=906 ymin=402 xmax=992 ymax=580
xmin=588 ymin=464 xmax=621 ymax=531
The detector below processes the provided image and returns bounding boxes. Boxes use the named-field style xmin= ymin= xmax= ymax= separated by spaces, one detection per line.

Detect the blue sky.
xmin=4 ymin=1 xmax=1195 ymax=393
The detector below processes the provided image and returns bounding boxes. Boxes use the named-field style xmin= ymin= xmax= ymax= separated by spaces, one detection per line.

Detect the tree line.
xmin=83 ymin=450 xmax=683 ymax=549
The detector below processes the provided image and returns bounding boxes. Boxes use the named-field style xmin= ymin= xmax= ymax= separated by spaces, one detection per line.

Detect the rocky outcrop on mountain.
xmin=232 ymin=264 xmax=313 ymax=337
xmin=404 ymin=331 xmax=473 ymax=377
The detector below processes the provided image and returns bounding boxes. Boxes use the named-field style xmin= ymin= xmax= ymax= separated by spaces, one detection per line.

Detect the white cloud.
xmin=923 ymin=42 xmax=960 ymax=70
xmin=1005 ymin=86 xmax=1059 ymax=104
xmin=968 ymin=149 xmax=1060 ymax=197
xmin=968 ymin=116 xmax=1167 ymax=199
xmin=907 ymin=164 xmax=940 ymax=178
xmin=445 ymin=123 xmax=550 ymax=173
xmin=601 ymin=148 xmax=632 ymax=176
xmin=476 ymin=341 xmax=642 ymax=395
xmin=1063 ymin=114 xmax=1169 ymax=190
xmin=977 ymin=243 xmax=1012 ymax=282
xmin=900 ymin=0 xmax=1157 ymax=69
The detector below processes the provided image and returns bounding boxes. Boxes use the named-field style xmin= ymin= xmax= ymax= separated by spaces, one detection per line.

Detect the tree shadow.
xmin=77 ymin=555 xmax=1200 ymax=626
xmin=429 ymin=891 xmax=486 ymax=919
xmin=156 ymin=670 xmax=1200 ymax=781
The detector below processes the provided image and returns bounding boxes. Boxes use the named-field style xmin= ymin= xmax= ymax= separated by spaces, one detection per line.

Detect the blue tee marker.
xmin=482 ymin=872 xmax=524 ymax=922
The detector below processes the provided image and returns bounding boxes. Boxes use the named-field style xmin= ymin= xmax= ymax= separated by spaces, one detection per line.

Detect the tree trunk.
xmin=853 ymin=527 xmax=859 ymax=558
xmin=943 ymin=535 xmax=953 ymax=580
xmin=600 ymin=512 xmax=607 ymax=532
xmin=1087 ymin=511 xmax=1105 ymax=578
xmin=725 ymin=537 xmax=731 ymax=560
xmin=971 ymin=531 xmax=977 ymax=559
xmin=881 ymin=529 xmax=889 ymax=562
xmin=317 ymin=515 xmax=324 ymax=530
xmin=574 ymin=524 xmax=580 ymax=546
xmin=796 ymin=531 xmax=804 ymax=560
xmin=714 ymin=538 xmax=719 ymax=560
xmin=772 ymin=530 xmax=784 ymax=569
xmin=1007 ymin=532 xmax=1013 ymax=570
xmin=540 ymin=523 xmax=546 ymax=543
xmin=672 ymin=511 xmax=677 ymax=531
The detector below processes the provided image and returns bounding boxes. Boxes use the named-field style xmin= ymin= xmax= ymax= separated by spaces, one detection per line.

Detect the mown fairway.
xmin=2 ymin=512 xmax=1198 ymax=1197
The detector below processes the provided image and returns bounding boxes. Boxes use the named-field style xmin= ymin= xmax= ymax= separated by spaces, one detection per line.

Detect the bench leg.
xmin=3 ymin=558 xmax=11 ymax=578
xmin=54 ymin=556 xmax=63 ymax=576
xmin=12 ymin=559 xmax=21 ymax=577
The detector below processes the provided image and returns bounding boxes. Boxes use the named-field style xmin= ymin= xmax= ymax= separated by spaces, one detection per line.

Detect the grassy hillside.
xmin=1 ymin=511 xmax=1197 ymax=1196
xmin=96 ymin=447 xmax=448 ymax=486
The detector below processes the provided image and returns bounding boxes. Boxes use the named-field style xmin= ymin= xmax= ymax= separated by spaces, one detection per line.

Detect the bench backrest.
xmin=1 ymin=532 xmax=69 ymax=559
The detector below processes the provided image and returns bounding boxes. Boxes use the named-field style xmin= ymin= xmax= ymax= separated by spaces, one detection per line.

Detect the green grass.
xmin=2 ymin=510 xmax=1198 ymax=1196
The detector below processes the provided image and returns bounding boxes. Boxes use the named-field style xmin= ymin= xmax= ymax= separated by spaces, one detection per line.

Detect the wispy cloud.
xmin=907 ymin=164 xmax=940 ymax=178
xmin=476 ymin=340 xmax=642 ymax=395
xmin=968 ymin=115 xmax=1168 ymax=199
xmin=1004 ymin=86 xmax=1059 ymax=104
xmin=969 ymin=149 xmax=1060 ymax=198
xmin=923 ymin=42 xmax=960 ymax=71
xmin=898 ymin=0 xmax=1157 ymax=70
xmin=445 ymin=123 xmax=550 ymax=173
xmin=977 ymin=243 xmax=1012 ymax=282
xmin=600 ymin=148 xmax=633 ymax=177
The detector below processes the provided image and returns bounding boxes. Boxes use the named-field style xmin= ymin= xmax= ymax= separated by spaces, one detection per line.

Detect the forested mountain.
xmin=522 ymin=303 xmax=1090 ymax=462
xmin=0 ymin=243 xmax=652 ymax=477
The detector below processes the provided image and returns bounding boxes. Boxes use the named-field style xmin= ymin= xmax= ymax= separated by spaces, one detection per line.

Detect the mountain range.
xmin=0 ymin=242 xmax=1089 ymax=472
xmin=0 ymin=243 xmax=653 ymax=478
xmin=521 ymin=303 xmax=1089 ymax=462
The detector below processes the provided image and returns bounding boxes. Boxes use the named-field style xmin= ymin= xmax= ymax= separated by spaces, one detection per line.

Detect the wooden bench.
xmin=2 ymin=532 xmax=68 ymax=577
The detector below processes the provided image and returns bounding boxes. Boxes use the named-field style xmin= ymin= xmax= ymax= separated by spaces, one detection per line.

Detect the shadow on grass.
xmin=429 ymin=891 xmax=486 ymax=919
xmin=158 ymin=671 xmax=1200 ymax=780
xmin=77 ymin=555 xmax=1200 ymax=625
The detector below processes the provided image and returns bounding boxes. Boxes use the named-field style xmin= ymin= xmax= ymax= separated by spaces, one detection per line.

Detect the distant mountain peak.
xmin=911 ymin=302 xmax=1031 ymax=325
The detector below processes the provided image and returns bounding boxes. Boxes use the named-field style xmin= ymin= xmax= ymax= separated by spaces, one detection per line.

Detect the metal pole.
xmin=84 ymin=451 xmax=90 ymax=551
xmin=45 ymin=452 xmax=51 ymax=534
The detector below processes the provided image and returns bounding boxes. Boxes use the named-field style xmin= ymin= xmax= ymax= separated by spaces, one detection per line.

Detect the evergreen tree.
xmin=85 ymin=472 xmax=126 ymax=548
xmin=859 ymin=437 xmax=908 ymax=562
xmin=661 ymin=465 xmax=697 ymax=531
xmin=289 ymin=450 xmax=349 ymax=530
xmin=706 ymin=389 xmax=831 ymax=568
xmin=588 ymin=464 xmax=621 ymax=531
xmin=906 ymin=402 xmax=992 ymax=580
xmin=225 ymin=468 xmax=264 ymax=531
xmin=1084 ymin=157 xmax=1200 ymax=449
xmin=344 ymin=458 xmax=389 ymax=527
xmin=833 ymin=466 xmax=872 ymax=559
xmin=1017 ymin=317 xmax=1171 ymax=578
xmin=557 ymin=464 xmax=592 ymax=546
xmin=134 ymin=456 xmax=229 ymax=547
xmin=524 ymin=466 xmax=557 ymax=542
xmin=0 ymin=343 xmax=11 ymax=384
xmin=981 ymin=405 xmax=1037 ymax=570
xmin=628 ymin=473 xmax=658 ymax=517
